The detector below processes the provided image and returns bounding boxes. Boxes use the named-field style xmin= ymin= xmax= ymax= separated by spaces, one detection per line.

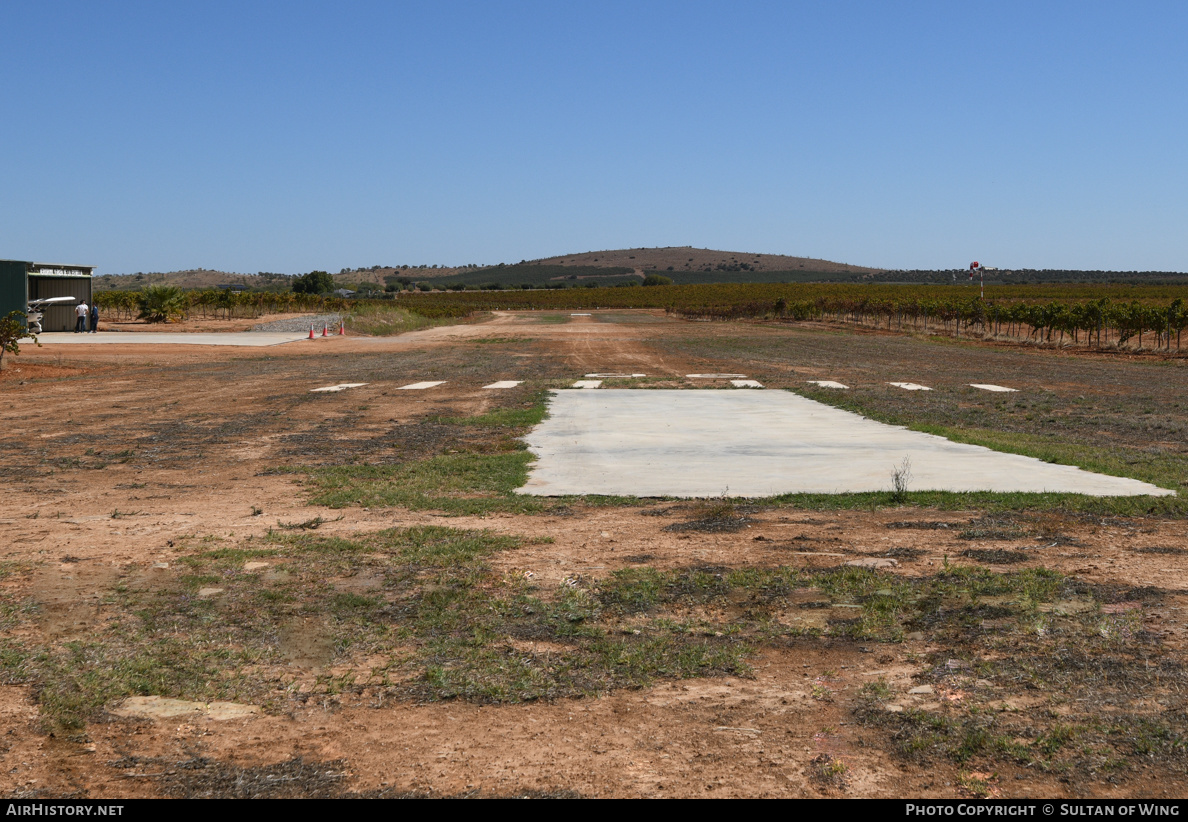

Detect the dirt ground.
xmin=1 ymin=310 xmax=1187 ymax=799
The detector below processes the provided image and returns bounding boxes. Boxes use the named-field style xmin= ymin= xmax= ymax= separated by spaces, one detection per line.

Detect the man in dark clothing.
xmin=90 ymin=302 xmax=98 ymax=333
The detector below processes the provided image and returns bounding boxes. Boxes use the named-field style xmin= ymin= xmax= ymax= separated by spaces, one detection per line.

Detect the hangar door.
xmin=28 ymin=275 xmax=92 ymax=331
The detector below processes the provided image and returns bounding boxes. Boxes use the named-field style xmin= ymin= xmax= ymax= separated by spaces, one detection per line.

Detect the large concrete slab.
xmin=26 ymin=332 xmax=309 ymax=347
xmin=519 ymin=389 xmax=1173 ymax=498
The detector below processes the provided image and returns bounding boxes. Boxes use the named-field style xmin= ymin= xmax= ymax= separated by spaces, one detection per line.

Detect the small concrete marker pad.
xmin=889 ymin=382 xmax=932 ymax=391
xmin=310 ymin=382 xmax=368 ymax=393
xmin=484 ymin=380 xmax=523 ymax=389
xmin=808 ymin=380 xmax=849 ymax=389
xmin=111 ymin=696 xmax=259 ymax=721
xmin=520 ymin=389 xmax=1173 ymax=498
xmin=847 ymin=558 xmax=899 ymax=569
xmin=687 ymin=373 xmax=748 ymax=379
xmin=731 ymin=380 xmax=764 ymax=388
xmin=585 ymin=373 xmax=646 ymax=378
xmin=969 ymin=384 xmax=1019 ymax=393
xmin=570 ymin=313 xmax=591 ymax=316
xmin=572 ymin=380 xmax=603 ymax=389
xmin=397 ymin=381 xmax=446 ymax=390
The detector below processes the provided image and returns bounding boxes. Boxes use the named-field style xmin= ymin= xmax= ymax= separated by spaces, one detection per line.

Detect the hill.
xmin=92 ymin=269 xmax=288 ymax=292
xmin=526 ymin=246 xmax=881 ymax=274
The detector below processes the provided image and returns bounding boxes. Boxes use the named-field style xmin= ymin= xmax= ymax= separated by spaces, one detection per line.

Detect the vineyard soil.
xmin=2 ymin=310 xmax=1187 ymax=799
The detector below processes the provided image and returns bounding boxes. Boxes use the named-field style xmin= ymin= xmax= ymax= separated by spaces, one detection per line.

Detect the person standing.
xmin=75 ymin=301 xmax=89 ymax=332
xmin=89 ymin=302 xmax=99 ymax=333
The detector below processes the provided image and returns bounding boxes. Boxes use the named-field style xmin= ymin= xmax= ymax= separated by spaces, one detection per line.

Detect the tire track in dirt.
xmin=559 ymin=314 xmax=685 ymax=377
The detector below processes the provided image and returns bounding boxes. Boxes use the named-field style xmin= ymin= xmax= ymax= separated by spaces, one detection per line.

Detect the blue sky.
xmin=3 ymin=1 xmax=1185 ymax=273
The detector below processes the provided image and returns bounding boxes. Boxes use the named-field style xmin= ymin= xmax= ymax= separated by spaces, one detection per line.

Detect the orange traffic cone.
xmin=322 ymin=324 xmax=328 ymax=337
xmin=339 ymin=322 xmax=345 ymax=335
xmin=308 ymin=325 xmax=315 ymax=339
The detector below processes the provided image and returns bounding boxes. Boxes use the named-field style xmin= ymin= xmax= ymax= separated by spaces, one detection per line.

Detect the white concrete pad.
xmin=570 ymin=313 xmax=591 ymax=316
xmin=25 ymin=332 xmax=309 ymax=347
xmin=731 ymin=380 xmax=764 ymax=388
xmin=889 ymin=382 xmax=932 ymax=391
xmin=519 ymin=390 xmax=1173 ymax=498
xmin=970 ymin=384 xmax=1019 ymax=393
xmin=687 ymin=373 xmax=747 ymax=379
xmin=310 ymin=382 xmax=368 ymax=393
xmin=572 ymin=380 xmax=603 ymax=389
xmin=808 ymin=380 xmax=849 ymax=389
xmin=111 ymin=696 xmax=258 ymax=721
xmin=397 ymin=381 xmax=446 ymax=390
xmin=484 ymin=381 xmax=523 ymax=389
xmin=585 ymin=373 xmax=646 ymax=378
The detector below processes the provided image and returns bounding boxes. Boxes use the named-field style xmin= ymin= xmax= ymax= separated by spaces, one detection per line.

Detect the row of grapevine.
xmin=676 ymin=295 xmax=1188 ymax=351
xmin=390 ymin=283 xmax=1188 ymax=352
xmin=94 ymin=289 xmax=354 ymax=321
xmin=92 ymin=282 xmax=1188 ymax=352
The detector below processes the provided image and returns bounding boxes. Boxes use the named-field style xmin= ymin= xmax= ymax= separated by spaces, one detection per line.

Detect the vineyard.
xmin=95 ymin=282 xmax=1188 ymax=352
xmin=395 ymin=282 xmax=1188 ymax=352
xmin=94 ymin=289 xmax=352 ymax=321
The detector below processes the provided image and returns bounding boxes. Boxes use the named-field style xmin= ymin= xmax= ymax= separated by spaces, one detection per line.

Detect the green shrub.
xmin=136 ymin=285 xmax=186 ymax=323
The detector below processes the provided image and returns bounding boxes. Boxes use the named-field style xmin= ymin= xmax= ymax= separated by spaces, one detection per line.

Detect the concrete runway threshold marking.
xmin=571 ymin=313 xmax=592 ymax=316
xmin=889 ymin=382 xmax=932 ymax=391
xmin=970 ymin=384 xmax=1019 ymax=393
xmin=584 ymin=373 xmax=646 ymax=378
xmin=484 ymin=381 xmax=523 ymax=389
xmin=310 ymin=382 xmax=368 ymax=393
xmin=687 ymin=373 xmax=748 ymax=379
xmin=572 ymin=380 xmax=603 ymax=389
xmin=731 ymin=380 xmax=764 ymax=388
xmin=397 ymin=381 xmax=446 ymax=390
xmin=808 ymin=380 xmax=849 ymax=389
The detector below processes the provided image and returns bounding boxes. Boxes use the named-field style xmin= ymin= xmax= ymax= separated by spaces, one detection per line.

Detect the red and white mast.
xmin=969 ymin=261 xmax=983 ymax=300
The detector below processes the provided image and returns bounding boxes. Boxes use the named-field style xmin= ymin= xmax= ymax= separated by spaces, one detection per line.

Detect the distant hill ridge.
xmin=92 ymin=249 xmax=879 ymax=291
xmin=90 ymin=249 xmax=1188 ymax=292
xmin=526 ymin=247 xmax=881 ymax=274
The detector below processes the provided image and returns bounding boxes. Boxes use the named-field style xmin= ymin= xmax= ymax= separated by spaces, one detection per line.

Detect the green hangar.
xmin=0 ymin=260 xmax=95 ymax=331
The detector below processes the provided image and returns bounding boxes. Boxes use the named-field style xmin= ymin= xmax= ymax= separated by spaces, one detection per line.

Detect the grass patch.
xmin=264 ymin=526 xmax=750 ymax=701
xmin=5 ymin=519 xmax=1186 ymax=783
xmin=303 ymin=452 xmax=545 ymax=514
xmin=345 ymin=304 xmax=466 ymax=337
xmin=0 ymin=526 xmax=759 ymax=728
xmin=26 ymin=639 xmax=259 ymax=733
xmin=850 ymin=565 xmax=1188 ymax=779
xmin=792 ymin=387 xmax=1185 ymax=515
xmin=430 ymin=390 xmax=549 ymax=429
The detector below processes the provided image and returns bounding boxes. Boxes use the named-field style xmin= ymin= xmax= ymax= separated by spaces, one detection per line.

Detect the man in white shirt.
xmin=75 ymin=301 xmax=89 ymax=332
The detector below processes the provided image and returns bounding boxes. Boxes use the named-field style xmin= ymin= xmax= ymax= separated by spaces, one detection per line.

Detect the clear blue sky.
xmin=3 ymin=1 xmax=1186 ymax=273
